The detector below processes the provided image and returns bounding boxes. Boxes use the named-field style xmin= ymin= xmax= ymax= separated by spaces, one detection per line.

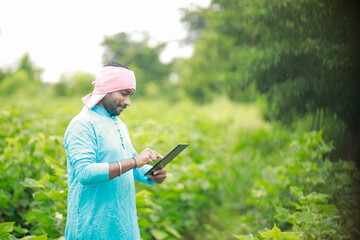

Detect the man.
xmin=64 ymin=62 xmax=167 ymax=239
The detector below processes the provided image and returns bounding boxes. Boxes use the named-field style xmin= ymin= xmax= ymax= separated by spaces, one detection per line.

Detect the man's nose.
xmin=124 ymin=96 xmax=131 ymax=106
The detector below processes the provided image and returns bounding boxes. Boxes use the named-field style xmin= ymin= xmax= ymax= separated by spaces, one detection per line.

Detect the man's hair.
xmin=103 ymin=62 xmax=129 ymax=69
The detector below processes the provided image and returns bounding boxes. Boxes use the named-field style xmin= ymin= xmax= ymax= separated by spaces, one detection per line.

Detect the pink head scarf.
xmin=82 ymin=66 xmax=136 ymax=109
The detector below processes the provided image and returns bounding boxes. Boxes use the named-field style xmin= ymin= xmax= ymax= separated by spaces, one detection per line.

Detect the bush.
xmin=0 ymin=70 xmax=42 ymax=96
xmin=53 ymin=71 xmax=94 ymax=97
xmin=1 ymin=97 xmax=358 ymax=239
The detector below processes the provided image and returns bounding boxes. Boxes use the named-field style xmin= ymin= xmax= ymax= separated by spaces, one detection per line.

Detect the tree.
xmin=0 ymin=69 xmax=6 ymax=83
xmin=180 ymin=4 xmax=208 ymax=44
xmin=17 ymin=53 xmax=43 ymax=81
xmin=0 ymin=54 xmax=43 ymax=96
xmin=53 ymin=71 xmax=94 ymax=97
xmin=181 ymin=0 xmax=360 ymax=165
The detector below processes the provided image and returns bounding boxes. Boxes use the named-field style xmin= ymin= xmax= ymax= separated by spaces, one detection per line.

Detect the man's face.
xmin=101 ymin=89 xmax=133 ymax=116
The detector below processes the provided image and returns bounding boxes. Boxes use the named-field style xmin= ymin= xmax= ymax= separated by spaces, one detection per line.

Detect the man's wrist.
xmin=132 ymin=157 xmax=137 ymax=168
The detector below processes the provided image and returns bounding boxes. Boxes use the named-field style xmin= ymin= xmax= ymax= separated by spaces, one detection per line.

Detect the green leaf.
xmin=33 ymin=191 xmax=48 ymax=201
xmin=293 ymin=211 xmax=315 ymax=224
xmin=232 ymin=234 xmax=254 ymax=240
xmin=260 ymin=224 xmax=282 ymax=238
xmin=165 ymin=226 xmax=182 ymax=239
xmin=312 ymin=192 xmax=328 ymax=203
xmin=19 ymin=236 xmax=33 ymax=240
xmin=275 ymin=206 xmax=290 ymax=222
xmin=317 ymin=204 xmax=336 ymax=214
xmin=0 ymin=222 xmax=14 ymax=233
xmin=150 ymin=229 xmax=168 ymax=240
xmin=13 ymin=225 xmax=29 ymax=234
xmin=260 ymin=224 xmax=302 ymax=240
xmin=290 ymin=186 xmax=301 ymax=198
xmin=31 ymin=234 xmax=47 ymax=240
xmin=281 ymin=232 xmax=302 ymax=240
xmin=287 ymin=214 xmax=299 ymax=225
xmin=138 ymin=218 xmax=150 ymax=228
xmin=21 ymin=178 xmax=44 ymax=188
xmin=0 ymin=232 xmax=11 ymax=240
xmin=20 ymin=234 xmax=47 ymax=240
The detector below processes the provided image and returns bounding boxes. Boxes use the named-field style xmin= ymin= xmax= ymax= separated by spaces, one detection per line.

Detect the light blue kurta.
xmin=64 ymin=105 xmax=155 ymax=240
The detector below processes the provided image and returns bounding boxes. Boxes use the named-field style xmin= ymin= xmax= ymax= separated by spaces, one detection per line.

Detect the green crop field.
xmin=1 ymin=96 xmax=358 ymax=240
xmin=1 ymin=1 xmax=360 ymax=238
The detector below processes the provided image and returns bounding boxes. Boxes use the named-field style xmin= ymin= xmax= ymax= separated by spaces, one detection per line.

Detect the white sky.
xmin=0 ymin=0 xmax=210 ymax=82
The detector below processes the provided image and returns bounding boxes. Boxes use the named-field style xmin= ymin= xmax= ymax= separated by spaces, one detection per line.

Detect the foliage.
xmin=0 ymin=220 xmax=47 ymax=240
xmin=1 ymin=1 xmax=359 ymax=238
xmin=0 ymin=70 xmax=42 ymax=96
xmin=180 ymin=4 xmax=208 ymax=44
xmin=236 ymin=131 xmax=360 ymax=239
xmin=180 ymin=0 xmax=360 ymax=163
xmin=0 ymin=98 xmax=75 ymax=239
xmin=16 ymin=54 xmax=43 ymax=82
xmin=276 ymin=188 xmax=340 ymax=240
xmin=0 ymin=69 xmax=7 ymax=84
xmin=181 ymin=0 xmax=360 ymax=122
xmin=236 ymin=187 xmax=352 ymax=240
xmin=234 ymin=224 xmax=301 ymax=240
xmin=1 ymin=96 xmax=358 ymax=240
xmin=0 ymin=54 xmax=43 ymax=96
xmin=52 ymin=71 xmax=94 ymax=96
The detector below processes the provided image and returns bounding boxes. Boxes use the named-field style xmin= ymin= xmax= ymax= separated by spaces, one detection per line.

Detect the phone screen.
xmin=144 ymin=143 xmax=189 ymax=176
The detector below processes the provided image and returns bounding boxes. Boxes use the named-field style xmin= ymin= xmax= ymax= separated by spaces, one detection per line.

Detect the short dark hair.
xmin=103 ymin=62 xmax=129 ymax=69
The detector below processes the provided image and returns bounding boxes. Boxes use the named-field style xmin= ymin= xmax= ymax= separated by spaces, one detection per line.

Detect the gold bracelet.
xmin=117 ymin=161 xmax=122 ymax=175
xmin=132 ymin=157 xmax=137 ymax=168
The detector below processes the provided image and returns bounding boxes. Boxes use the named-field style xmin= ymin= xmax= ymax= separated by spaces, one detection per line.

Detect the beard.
xmin=101 ymin=94 xmax=126 ymax=116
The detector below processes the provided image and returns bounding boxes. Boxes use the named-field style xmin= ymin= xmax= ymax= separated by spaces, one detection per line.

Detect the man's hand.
xmin=148 ymin=168 xmax=167 ymax=184
xmin=136 ymin=148 xmax=163 ymax=168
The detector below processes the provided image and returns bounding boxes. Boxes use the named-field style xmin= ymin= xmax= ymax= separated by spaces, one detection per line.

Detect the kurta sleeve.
xmin=133 ymin=165 xmax=156 ymax=185
xmin=65 ymin=119 xmax=109 ymax=185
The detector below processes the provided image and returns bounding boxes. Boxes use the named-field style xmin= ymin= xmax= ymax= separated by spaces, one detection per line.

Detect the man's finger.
xmin=153 ymin=169 xmax=166 ymax=175
xmin=150 ymin=150 xmax=162 ymax=159
xmin=154 ymin=175 xmax=166 ymax=182
xmin=154 ymin=174 xmax=166 ymax=181
xmin=153 ymin=172 xmax=166 ymax=178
